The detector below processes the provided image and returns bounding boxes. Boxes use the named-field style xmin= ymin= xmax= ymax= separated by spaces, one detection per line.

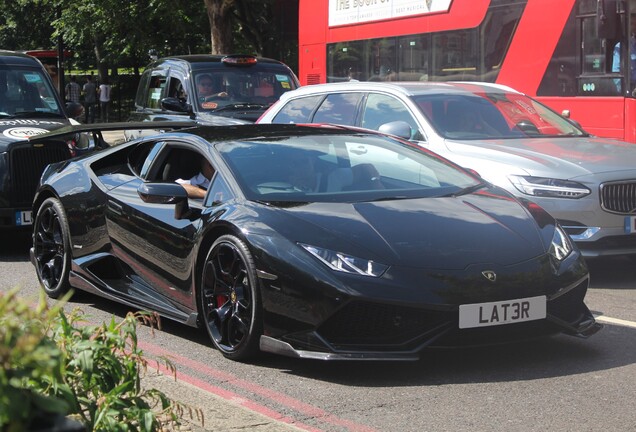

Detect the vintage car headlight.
xmin=509 ymin=175 xmax=590 ymax=198
xmin=549 ymin=226 xmax=573 ymax=261
xmin=300 ymin=243 xmax=388 ymax=277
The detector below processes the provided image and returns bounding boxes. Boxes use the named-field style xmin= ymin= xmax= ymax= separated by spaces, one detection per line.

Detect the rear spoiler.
xmin=26 ymin=120 xmax=197 ymax=153
xmin=27 ymin=120 xmax=195 ymax=142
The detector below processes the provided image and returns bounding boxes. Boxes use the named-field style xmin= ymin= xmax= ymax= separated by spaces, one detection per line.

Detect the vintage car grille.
xmin=9 ymin=143 xmax=70 ymax=206
xmin=600 ymin=181 xmax=636 ymax=214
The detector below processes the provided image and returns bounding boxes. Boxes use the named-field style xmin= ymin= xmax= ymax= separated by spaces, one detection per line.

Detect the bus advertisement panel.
xmin=299 ymin=0 xmax=636 ymax=142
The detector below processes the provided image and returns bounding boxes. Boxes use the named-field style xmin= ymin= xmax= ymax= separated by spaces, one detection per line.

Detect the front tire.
xmin=33 ymin=197 xmax=72 ymax=299
xmin=200 ymin=235 xmax=262 ymax=361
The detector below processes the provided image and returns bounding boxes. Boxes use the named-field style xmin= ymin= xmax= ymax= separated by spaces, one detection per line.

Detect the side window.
xmin=313 ymin=93 xmax=362 ymax=125
xmin=362 ymin=93 xmax=419 ymax=134
xmin=134 ymin=71 xmax=151 ymax=107
xmin=128 ymin=141 xmax=165 ymax=178
xmin=167 ymin=76 xmax=187 ymax=102
xmin=206 ymin=175 xmax=234 ymax=206
xmin=154 ymin=146 xmax=205 ymax=183
xmin=146 ymin=73 xmax=167 ymax=109
xmin=431 ymin=29 xmax=479 ymax=81
xmin=272 ymin=95 xmax=323 ymax=123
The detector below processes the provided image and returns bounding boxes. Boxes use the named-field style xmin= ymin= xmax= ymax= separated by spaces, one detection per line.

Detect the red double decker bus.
xmin=298 ymin=0 xmax=636 ymax=142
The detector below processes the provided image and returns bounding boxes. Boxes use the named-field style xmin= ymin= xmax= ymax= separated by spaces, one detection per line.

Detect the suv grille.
xmin=10 ymin=143 xmax=70 ymax=206
xmin=600 ymin=181 xmax=636 ymax=214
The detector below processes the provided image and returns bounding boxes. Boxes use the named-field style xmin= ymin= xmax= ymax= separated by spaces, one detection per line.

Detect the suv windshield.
xmin=194 ymin=69 xmax=296 ymax=112
xmin=414 ymin=87 xmax=587 ymax=140
xmin=0 ymin=67 xmax=62 ymax=117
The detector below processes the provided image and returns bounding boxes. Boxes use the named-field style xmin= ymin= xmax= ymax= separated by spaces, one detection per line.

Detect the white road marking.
xmin=594 ymin=315 xmax=636 ymax=329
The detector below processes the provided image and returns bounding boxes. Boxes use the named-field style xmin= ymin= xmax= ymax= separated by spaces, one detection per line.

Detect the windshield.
xmin=218 ymin=133 xmax=480 ymax=203
xmin=413 ymin=87 xmax=587 ymax=140
xmin=0 ymin=66 xmax=63 ymax=117
xmin=194 ymin=68 xmax=296 ymax=112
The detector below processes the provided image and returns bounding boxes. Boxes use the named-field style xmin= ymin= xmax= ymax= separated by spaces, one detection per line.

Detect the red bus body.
xmin=298 ymin=0 xmax=636 ymax=142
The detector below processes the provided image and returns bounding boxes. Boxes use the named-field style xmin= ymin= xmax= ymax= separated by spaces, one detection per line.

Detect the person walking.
xmin=82 ymin=74 xmax=97 ymax=123
xmin=65 ymin=76 xmax=81 ymax=104
xmin=98 ymin=78 xmax=112 ymax=122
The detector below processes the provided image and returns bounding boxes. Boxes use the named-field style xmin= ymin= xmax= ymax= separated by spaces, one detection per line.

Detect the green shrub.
xmin=0 ymin=288 xmax=203 ymax=432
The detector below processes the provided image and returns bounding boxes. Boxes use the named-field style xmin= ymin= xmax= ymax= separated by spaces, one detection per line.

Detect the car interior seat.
xmin=162 ymin=150 xmax=201 ymax=182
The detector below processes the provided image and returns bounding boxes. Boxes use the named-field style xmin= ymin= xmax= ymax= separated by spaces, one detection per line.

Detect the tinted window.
xmin=207 ymin=175 xmax=233 ymax=206
xmin=218 ymin=134 xmax=478 ymax=203
xmin=134 ymin=71 xmax=151 ymax=107
xmin=272 ymin=95 xmax=323 ymax=123
xmin=313 ymin=93 xmax=362 ymax=124
xmin=362 ymin=93 xmax=419 ymax=133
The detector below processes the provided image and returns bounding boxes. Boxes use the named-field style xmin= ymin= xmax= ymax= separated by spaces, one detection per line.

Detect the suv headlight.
xmin=300 ymin=243 xmax=388 ymax=277
xmin=549 ymin=226 xmax=573 ymax=261
xmin=509 ymin=175 xmax=590 ymax=198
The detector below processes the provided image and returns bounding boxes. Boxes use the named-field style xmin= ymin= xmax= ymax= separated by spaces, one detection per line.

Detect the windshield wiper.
xmin=440 ymin=183 xmax=487 ymax=197
xmin=10 ymin=111 xmax=64 ymax=118
xmin=213 ymin=103 xmax=267 ymax=112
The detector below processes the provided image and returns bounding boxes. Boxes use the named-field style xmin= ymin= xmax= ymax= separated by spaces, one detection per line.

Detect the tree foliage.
xmin=0 ymin=0 xmax=298 ymax=78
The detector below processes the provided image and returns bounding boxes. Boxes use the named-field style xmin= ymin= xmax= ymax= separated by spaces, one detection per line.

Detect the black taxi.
xmin=128 ymin=54 xmax=300 ymax=125
xmin=0 ymin=50 xmax=83 ymax=229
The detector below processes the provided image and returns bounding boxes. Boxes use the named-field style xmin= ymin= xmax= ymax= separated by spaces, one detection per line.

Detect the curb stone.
xmin=143 ymin=371 xmax=306 ymax=432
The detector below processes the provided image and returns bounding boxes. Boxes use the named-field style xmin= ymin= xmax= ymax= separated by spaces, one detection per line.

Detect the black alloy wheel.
xmin=33 ymin=197 xmax=72 ymax=299
xmin=200 ymin=235 xmax=262 ymax=361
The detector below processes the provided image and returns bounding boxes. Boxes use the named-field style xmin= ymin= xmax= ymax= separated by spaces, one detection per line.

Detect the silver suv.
xmin=258 ymin=81 xmax=636 ymax=259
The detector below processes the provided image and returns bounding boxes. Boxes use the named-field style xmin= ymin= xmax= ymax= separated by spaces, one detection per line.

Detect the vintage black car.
xmin=0 ymin=50 xmax=83 ymax=229
xmin=30 ymin=123 xmax=600 ymax=361
xmin=128 ymin=54 xmax=299 ymax=127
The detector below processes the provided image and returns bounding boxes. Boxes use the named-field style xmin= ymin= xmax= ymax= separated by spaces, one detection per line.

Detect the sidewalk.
xmin=143 ymin=369 xmax=306 ymax=432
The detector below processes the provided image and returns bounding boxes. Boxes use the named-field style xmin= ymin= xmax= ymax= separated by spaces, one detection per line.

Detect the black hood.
xmin=268 ymin=190 xmax=552 ymax=270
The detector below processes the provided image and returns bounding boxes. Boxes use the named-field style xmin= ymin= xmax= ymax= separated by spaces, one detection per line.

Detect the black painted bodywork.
xmin=30 ymin=123 xmax=600 ymax=360
xmin=0 ymin=51 xmax=83 ymax=228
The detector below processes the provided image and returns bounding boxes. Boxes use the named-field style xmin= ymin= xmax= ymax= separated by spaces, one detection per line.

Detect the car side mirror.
xmin=161 ymin=97 xmax=189 ymax=113
xmin=378 ymin=120 xmax=412 ymax=140
xmin=137 ymin=182 xmax=201 ymax=220
xmin=65 ymin=101 xmax=84 ymax=118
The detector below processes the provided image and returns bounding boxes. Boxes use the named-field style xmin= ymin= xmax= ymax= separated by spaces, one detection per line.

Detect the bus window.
xmin=431 ymin=29 xmax=478 ymax=81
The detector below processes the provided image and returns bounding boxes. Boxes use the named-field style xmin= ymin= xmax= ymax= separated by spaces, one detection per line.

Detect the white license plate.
xmin=625 ymin=216 xmax=636 ymax=234
xmin=16 ymin=210 xmax=32 ymax=226
xmin=459 ymin=295 xmax=546 ymax=329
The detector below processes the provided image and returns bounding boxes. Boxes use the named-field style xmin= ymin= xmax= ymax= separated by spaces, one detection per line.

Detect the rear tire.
xmin=33 ymin=197 xmax=72 ymax=299
xmin=199 ymin=235 xmax=263 ymax=361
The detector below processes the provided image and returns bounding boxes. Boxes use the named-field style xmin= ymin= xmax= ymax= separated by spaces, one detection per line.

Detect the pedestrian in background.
xmin=65 ymin=76 xmax=81 ymax=104
xmin=612 ymin=13 xmax=636 ymax=94
xmin=98 ymin=78 xmax=112 ymax=122
xmin=82 ymin=74 xmax=97 ymax=123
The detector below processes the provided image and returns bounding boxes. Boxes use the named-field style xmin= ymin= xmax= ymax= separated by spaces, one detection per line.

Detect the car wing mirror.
xmin=137 ymin=182 xmax=201 ymax=220
xmin=65 ymin=101 xmax=84 ymax=118
xmin=378 ymin=120 xmax=412 ymax=140
xmin=161 ymin=97 xmax=189 ymax=113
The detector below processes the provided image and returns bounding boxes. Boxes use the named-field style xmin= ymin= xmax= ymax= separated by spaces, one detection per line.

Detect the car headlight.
xmin=299 ymin=243 xmax=388 ymax=277
xmin=509 ymin=175 xmax=590 ymax=198
xmin=549 ymin=226 xmax=573 ymax=261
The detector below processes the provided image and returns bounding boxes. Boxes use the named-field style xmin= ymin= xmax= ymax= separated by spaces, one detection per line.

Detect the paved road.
xmin=3 ymin=231 xmax=636 ymax=431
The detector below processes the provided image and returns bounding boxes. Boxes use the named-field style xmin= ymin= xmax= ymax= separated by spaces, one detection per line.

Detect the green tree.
xmin=0 ymin=0 xmax=298 ymax=78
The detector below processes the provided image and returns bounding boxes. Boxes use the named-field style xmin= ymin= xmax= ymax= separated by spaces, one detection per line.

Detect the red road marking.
xmin=152 ymin=361 xmax=319 ymax=431
xmin=140 ymin=341 xmax=378 ymax=432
